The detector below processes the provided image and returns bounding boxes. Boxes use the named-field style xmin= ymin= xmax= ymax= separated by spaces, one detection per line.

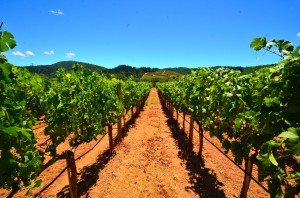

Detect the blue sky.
xmin=1 ymin=0 xmax=299 ymax=68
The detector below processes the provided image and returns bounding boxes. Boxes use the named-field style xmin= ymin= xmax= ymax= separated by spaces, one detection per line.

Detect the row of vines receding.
xmin=157 ymin=37 xmax=300 ymax=197
xmin=0 ymin=24 xmax=152 ymax=196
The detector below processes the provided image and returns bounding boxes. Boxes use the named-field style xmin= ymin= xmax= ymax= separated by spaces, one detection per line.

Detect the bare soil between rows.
xmin=1 ymin=88 xmax=269 ymax=198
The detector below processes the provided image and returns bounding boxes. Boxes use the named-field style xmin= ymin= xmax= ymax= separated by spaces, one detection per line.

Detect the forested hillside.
xmin=24 ymin=61 xmax=106 ymax=77
xmin=23 ymin=61 xmax=275 ymax=79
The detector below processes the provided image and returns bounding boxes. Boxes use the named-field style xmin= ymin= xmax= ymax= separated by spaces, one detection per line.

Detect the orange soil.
xmin=1 ymin=88 xmax=269 ymax=197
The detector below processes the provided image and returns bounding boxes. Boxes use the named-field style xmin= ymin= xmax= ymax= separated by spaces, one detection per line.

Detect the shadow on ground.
xmin=160 ymin=96 xmax=226 ymax=198
xmin=56 ymin=107 xmax=143 ymax=198
xmin=56 ymin=149 xmax=114 ymax=198
xmin=121 ymin=107 xmax=142 ymax=140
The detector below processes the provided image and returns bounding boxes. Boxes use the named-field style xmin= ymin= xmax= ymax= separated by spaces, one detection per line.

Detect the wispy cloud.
xmin=12 ymin=50 xmax=35 ymax=57
xmin=25 ymin=51 xmax=35 ymax=56
xmin=44 ymin=50 xmax=55 ymax=55
xmin=12 ymin=51 xmax=26 ymax=57
xmin=297 ymin=32 xmax=300 ymax=37
xmin=66 ymin=52 xmax=75 ymax=58
xmin=49 ymin=9 xmax=64 ymax=15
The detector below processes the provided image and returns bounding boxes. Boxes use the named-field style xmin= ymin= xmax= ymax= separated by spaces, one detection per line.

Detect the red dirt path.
xmin=1 ymin=88 xmax=269 ymax=197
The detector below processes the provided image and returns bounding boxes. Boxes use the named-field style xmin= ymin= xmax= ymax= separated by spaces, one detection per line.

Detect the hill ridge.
xmin=22 ymin=60 xmax=275 ymax=78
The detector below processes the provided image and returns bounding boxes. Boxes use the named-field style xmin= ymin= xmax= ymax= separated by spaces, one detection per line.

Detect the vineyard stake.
xmin=131 ymin=107 xmax=134 ymax=118
xmin=139 ymin=102 xmax=141 ymax=113
xmin=66 ymin=150 xmax=77 ymax=198
xmin=108 ymin=124 xmax=113 ymax=155
xmin=140 ymin=101 xmax=142 ymax=112
xmin=117 ymin=83 xmax=122 ymax=143
xmin=183 ymin=113 xmax=186 ymax=132
xmin=189 ymin=116 xmax=194 ymax=148
xmin=123 ymin=114 xmax=126 ymax=131
xmin=198 ymin=121 xmax=204 ymax=157
xmin=240 ymin=155 xmax=254 ymax=198
xmin=165 ymin=100 xmax=168 ymax=110
xmin=137 ymin=102 xmax=140 ymax=114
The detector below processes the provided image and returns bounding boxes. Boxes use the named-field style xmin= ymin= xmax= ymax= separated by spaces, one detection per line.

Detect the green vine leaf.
xmin=0 ymin=53 xmax=7 ymax=63
xmin=26 ymin=179 xmax=42 ymax=196
xmin=295 ymin=45 xmax=300 ymax=53
xmin=0 ymin=31 xmax=16 ymax=52
xmin=280 ymin=128 xmax=300 ymax=155
xmin=279 ymin=128 xmax=299 ymax=139
xmin=250 ymin=37 xmax=266 ymax=51
xmin=269 ymin=152 xmax=278 ymax=166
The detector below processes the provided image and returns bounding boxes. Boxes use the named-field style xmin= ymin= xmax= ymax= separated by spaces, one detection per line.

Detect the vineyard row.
xmin=0 ymin=62 xmax=151 ymax=196
xmin=157 ymin=61 xmax=300 ymax=198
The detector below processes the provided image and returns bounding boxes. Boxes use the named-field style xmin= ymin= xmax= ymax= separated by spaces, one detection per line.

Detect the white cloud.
xmin=12 ymin=50 xmax=35 ymax=57
xmin=44 ymin=50 xmax=55 ymax=55
xmin=12 ymin=51 xmax=26 ymax=57
xmin=25 ymin=51 xmax=35 ymax=56
xmin=66 ymin=52 xmax=75 ymax=58
xmin=297 ymin=32 xmax=300 ymax=37
xmin=49 ymin=9 xmax=64 ymax=15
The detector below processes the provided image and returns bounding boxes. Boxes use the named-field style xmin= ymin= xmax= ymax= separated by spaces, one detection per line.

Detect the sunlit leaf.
xmin=250 ymin=37 xmax=266 ymax=51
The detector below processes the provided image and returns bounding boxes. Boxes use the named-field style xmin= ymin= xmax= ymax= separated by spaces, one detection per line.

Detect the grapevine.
xmin=157 ymin=38 xmax=300 ymax=197
xmin=0 ymin=26 xmax=43 ymax=193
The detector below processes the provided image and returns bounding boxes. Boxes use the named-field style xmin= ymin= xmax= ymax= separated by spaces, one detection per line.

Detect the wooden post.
xmin=66 ymin=151 xmax=77 ymax=198
xmin=117 ymin=83 xmax=122 ymax=143
xmin=240 ymin=155 xmax=254 ymax=198
xmin=189 ymin=116 xmax=194 ymax=148
xmin=176 ymin=110 xmax=179 ymax=122
xmin=198 ymin=121 xmax=204 ymax=157
xmin=131 ymin=107 xmax=134 ymax=118
xmin=123 ymin=115 xmax=126 ymax=130
xmin=142 ymin=97 xmax=146 ymax=108
xmin=137 ymin=102 xmax=140 ymax=114
xmin=140 ymin=101 xmax=142 ymax=112
xmin=183 ymin=113 xmax=186 ymax=132
xmin=108 ymin=124 xmax=113 ymax=154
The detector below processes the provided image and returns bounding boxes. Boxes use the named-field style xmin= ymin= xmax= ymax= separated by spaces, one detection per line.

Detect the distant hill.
xmin=23 ymin=61 xmax=159 ymax=79
xmin=106 ymin=65 xmax=159 ymax=79
xmin=160 ymin=64 xmax=275 ymax=76
xmin=141 ymin=70 xmax=183 ymax=82
xmin=22 ymin=61 xmax=276 ymax=79
xmin=163 ymin=67 xmax=195 ymax=75
xmin=24 ymin=61 xmax=106 ymax=77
